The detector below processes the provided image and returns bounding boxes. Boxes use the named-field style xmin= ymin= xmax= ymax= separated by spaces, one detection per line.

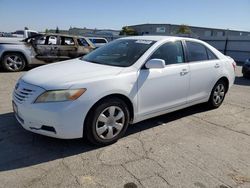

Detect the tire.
xmin=207 ymin=80 xmax=227 ymax=109
xmin=1 ymin=53 xmax=26 ymax=72
xmin=84 ymin=98 xmax=130 ymax=146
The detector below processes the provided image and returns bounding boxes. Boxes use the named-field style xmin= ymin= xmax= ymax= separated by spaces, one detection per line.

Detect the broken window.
xmin=61 ymin=37 xmax=75 ymax=45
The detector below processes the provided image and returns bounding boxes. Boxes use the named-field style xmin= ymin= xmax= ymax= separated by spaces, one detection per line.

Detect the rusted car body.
xmin=0 ymin=33 xmax=95 ymax=72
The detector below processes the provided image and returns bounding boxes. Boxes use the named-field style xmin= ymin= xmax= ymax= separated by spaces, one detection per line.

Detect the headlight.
xmin=35 ymin=88 xmax=86 ymax=103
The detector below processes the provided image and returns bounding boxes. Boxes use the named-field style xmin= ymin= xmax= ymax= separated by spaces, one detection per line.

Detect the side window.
xmin=47 ymin=36 xmax=57 ymax=45
xmin=16 ymin=30 xmax=24 ymax=35
xmin=186 ymin=41 xmax=208 ymax=62
xmin=61 ymin=37 xmax=75 ymax=45
xmin=206 ymin=48 xmax=218 ymax=60
xmin=78 ymin=38 xmax=89 ymax=46
xmin=28 ymin=32 xmax=38 ymax=38
xmin=36 ymin=36 xmax=46 ymax=45
xmin=150 ymin=41 xmax=185 ymax=65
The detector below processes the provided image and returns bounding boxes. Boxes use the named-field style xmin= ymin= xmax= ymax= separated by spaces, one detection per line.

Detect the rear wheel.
xmin=84 ymin=98 xmax=130 ymax=146
xmin=2 ymin=53 xmax=26 ymax=72
xmin=207 ymin=80 xmax=227 ymax=109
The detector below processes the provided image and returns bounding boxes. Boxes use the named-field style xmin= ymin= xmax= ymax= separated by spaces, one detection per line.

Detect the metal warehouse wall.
xmin=200 ymin=36 xmax=250 ymax=63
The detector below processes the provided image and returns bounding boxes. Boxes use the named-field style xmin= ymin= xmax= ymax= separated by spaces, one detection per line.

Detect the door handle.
xmin=180 ymin=69 xmax=189 ymax=76
xmin=214 ymin=63 xmax=220 ymax=68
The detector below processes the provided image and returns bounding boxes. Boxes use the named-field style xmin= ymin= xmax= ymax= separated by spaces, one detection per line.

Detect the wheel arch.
xmin=1 ymin=51 xmax=29 ymax=66
xmin=217 ymin=76 xmax=229 ymax=93
xmin=83 ymin=93 xmax=135 ymax=136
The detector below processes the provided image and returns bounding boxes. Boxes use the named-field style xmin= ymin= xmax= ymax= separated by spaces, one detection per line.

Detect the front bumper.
xmin=12 ymin=80 xmax=90 ymax=139
xmin=13 ymin=100 xmax=89 ymax=139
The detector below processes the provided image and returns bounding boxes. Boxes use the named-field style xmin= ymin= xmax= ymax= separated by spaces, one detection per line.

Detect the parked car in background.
xmin=12 ymin=36 xmax=235 ymax=145
xmin=242 ymin=58 xmax=250 ymax=78
xmin=0 ymin=32 xmax=13 ymax=37
xmin=87 ymin=37 xmax=108 ymax=48
xmin=11 ymin=29 xmax=38 ymax=38
xmin=0 ymin=33 xmax=95 ymax=72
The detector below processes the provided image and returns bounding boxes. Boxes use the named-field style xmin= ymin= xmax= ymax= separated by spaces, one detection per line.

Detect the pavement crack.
xmin=61 ymin=158 xmax=80 ymax=186
xmin=121 ymin=163 xmax=145 ymax=188
xmin=156 ymin=173 xmax=172 ymax=186
xmin=193 ymin=116 xmax=250 ymax=137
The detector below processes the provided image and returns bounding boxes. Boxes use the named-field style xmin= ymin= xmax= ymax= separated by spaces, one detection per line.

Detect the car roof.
xmin=121 ymin=35 xmax=202 ymax=43
xmin=40 ymin=33 xmax=88 ymax=39
xmin=88 ymin=37 xmax=107 ymax=39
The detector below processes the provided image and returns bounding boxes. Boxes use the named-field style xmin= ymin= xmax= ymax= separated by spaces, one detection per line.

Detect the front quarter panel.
xmin=70 ymin=68 xmax=139 ymax=127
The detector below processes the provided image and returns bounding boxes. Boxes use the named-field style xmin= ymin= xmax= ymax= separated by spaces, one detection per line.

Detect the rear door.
xmin=57 ymin=36 xmax=78 ymax=59
xmin=185 ymin=41 xmax=223 ymax=102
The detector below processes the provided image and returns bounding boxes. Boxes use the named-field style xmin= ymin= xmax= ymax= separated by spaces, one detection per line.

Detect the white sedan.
xmin=12 ymin=36 xmax=236 ymax=145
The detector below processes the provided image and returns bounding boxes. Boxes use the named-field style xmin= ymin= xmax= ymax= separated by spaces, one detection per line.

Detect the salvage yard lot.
xmin=0 ymin=65 xmax=250 ymax=188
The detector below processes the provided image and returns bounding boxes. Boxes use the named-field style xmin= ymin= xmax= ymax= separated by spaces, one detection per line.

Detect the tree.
xmin=55 ymin=26 xmax=59 ymax=33
xmin=45 ymin=28 xmax=49 ymax=33
xmin=24 ymin=27 xmax=29 ymax=30
xmin=120 ymin=26 xmax=138 ymax=36
xmin=176 ymin=24 xmax=191 ymax=34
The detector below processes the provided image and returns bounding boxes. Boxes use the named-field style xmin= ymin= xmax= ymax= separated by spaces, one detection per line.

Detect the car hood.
xmin=0 ymin=37 xmax=24 ymax=44
xmin=21 ymin=58 xmax=124 ymax=90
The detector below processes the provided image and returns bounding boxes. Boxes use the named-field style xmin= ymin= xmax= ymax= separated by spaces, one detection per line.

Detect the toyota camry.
xmin=12 ymin=36 xmax=236 ymax=145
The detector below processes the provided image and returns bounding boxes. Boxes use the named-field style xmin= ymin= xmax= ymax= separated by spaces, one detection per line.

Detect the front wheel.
xmin=207 ymin=80 xmax=227 ymax=109
xmin=2 ymin=53 xmax=26 ymax=72
xmin=84 ymin=98 xmax=130 ymax=146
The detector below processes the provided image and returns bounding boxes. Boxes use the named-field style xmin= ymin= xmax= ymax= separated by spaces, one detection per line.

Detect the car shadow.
xmin=234 ymin=76 xmax=250 ymax=86
xmin=0 ymin=103 xmax=212 ymax=172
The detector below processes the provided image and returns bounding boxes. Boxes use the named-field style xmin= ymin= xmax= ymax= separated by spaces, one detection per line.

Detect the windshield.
xmin=81 ymin=39 xmax=155 ymax=67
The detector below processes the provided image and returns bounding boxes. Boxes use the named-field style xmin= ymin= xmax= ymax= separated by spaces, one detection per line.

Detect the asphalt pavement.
xmin=0 ymin=65 xmax=250 ymax=188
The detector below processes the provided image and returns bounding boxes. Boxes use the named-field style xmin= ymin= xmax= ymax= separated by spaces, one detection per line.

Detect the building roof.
xmin=128 ymin=23 xmax=250 ymax=33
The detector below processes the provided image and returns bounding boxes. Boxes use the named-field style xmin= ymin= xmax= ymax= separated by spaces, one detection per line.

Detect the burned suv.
xmin=0 ymin=33 xmax=95 ymax=72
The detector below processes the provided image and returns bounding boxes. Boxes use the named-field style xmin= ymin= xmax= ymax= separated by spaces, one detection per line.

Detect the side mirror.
xmin=145 ymin=59 xmax=165 ymax=69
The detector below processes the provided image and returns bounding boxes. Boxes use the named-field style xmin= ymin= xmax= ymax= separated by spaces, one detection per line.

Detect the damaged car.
xmin=0 ymin=33 xmax=95 ymax=72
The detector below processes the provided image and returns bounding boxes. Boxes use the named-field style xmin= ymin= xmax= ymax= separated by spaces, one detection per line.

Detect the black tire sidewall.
xmin=209 ymin=80 xmax=226 ymax=108
xmin=85 ymin=98 xmax=130 ymax=145
xmin=2 ymin=53 xmax=26 ymax=72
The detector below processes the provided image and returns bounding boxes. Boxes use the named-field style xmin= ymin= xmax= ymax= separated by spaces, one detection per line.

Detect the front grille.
xmin=14 ymin=83 xmax=35 ymax=103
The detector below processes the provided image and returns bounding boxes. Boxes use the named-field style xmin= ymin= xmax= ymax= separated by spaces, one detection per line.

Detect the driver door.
xmin=137 ymin=41 xmax=190 ymax=117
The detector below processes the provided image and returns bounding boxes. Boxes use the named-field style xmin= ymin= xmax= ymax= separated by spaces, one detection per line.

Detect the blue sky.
xmin=0 ymin=0 xmax=250 ymax=32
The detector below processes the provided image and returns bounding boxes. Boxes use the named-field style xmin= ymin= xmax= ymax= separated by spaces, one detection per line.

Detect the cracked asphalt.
xmin=0 ymin=65 xmax=250 ymax=188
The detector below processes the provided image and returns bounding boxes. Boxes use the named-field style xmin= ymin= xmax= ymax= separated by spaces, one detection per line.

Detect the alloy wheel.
xmin=5 ymin=55 xmax=24 ymax=71
xmin=213 ymin=83 xmax=225 ymax=105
